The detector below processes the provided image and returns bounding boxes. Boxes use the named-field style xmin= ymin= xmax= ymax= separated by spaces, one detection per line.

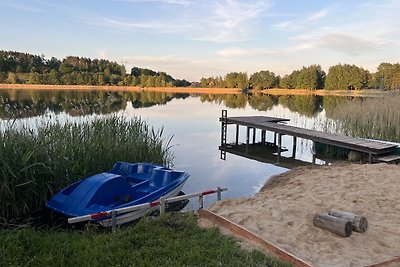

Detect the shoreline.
xmin=0 ymin=84 xmax=241 ymax=94
xmin=258 ymin=88 xmax=385 ymax=97
xmin=0 ymin=83 xmax=386 ymax=96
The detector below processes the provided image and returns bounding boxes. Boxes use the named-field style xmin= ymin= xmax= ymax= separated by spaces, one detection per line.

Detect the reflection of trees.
xmin=0 ymin=90 xmax=189 ymax=119
xmin=199 ymin=94 xmax=247 ymax=109
xmin=278 ymin=95 xmax=323 ymax=117
xmin=199 ymin=94 xmax=223 ymax=105
xmin=132 ymin=91 xmax=176 ymax=108
xmin=248 ymin=94 xmax=278 ymax=111
xmin=200 ymin=93 xmax=324 ymax=114
xmin=224 ymin=94 xmax=247 ymax=109
xmin=323 ymin=96 xmax=354 ymax=118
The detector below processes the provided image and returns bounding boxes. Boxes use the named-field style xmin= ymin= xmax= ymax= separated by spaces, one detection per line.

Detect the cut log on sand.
xmin=328 ymin=209 xmax=368 ymax=233
xmin=313 ymin=212 xmax=353 ymax=237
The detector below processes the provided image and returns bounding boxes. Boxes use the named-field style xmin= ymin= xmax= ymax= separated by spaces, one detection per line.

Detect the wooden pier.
xmin=220 ymin=110 xmax=399 ymax=164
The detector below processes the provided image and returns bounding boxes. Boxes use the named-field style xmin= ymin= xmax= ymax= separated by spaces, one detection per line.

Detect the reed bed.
xmin=327 ymin=92 xmax=400 ymax=142
xmin=0 ymin=116 xmax=173 ymax=222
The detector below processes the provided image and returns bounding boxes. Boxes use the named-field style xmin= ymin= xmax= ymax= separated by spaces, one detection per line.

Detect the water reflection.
xmin=0 ymin=89 xmax=357 ymax=205
xmin=0 ymin=89 xmax=353 ymax=120
xmin=219 ymin=142 xmax=313 ymax=169
xmin=0 ymin=89 xmax=190 ymax=118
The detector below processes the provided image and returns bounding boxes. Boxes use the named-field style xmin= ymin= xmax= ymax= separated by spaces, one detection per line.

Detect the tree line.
xmin=200 ymin=63 xmax=400 ymax=91
xmin=1 ymin=50 xmax=399 ymax=90
xmin=0 ymin=51 xmax=190 ymax=87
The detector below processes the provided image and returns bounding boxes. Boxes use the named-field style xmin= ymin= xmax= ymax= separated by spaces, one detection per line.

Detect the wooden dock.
xmin=220 ymin=110 xmax=399 ymax=164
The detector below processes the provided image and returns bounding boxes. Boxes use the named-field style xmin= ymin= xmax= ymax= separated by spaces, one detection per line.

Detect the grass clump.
xmin=0 ymin=213 xmax=291 ymax=267
xmin=326 ymin=92 xmax=400 ymax=142
xmin=0 ymin=116 xmax=173 ymax=222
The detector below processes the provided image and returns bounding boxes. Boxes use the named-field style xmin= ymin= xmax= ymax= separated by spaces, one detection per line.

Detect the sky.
xmin=1 ymin=0 xmax=400 ymax=81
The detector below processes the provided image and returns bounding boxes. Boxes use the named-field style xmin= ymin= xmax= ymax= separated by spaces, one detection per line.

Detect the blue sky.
xmin=1 ymin=0 xmax=399 ymax=81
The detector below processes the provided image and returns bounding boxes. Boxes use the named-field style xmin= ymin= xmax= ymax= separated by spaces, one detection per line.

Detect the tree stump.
xmin=328 ymin=209 xmax=368 ymax=233
xmin=313 ymin=212 xmax=353 ymax=237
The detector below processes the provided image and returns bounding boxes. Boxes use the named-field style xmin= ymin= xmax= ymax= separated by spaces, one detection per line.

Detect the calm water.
xmin=0 ymin=90 xmax=340 ymax=207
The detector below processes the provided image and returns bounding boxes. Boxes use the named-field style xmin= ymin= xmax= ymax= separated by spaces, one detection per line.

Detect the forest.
xmin=0 ymin=51 xmax=190 ymax=87
xmin=1 ymin=50 xmax=400 ymax=90
xmin=201 ymin=63 xmax=400 ymax=91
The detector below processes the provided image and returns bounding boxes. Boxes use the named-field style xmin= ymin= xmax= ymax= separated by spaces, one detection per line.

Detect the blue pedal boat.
xmin=46 ymin=162 xmax=189 ymax=226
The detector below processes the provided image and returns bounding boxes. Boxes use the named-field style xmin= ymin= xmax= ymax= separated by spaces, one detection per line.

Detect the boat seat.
xmin=149 ymin=169 xmax=171 ymax=187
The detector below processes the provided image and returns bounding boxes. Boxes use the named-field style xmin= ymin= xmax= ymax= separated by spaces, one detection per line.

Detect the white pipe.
xmin=68 ymin=187 xmax=228 ymax=224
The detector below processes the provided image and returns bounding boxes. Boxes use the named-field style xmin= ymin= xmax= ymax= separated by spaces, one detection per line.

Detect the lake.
xmin=0 ymin=89 xmax=342 ymax=208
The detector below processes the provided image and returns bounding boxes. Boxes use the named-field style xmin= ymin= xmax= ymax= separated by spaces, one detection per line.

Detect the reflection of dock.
xmin=218 ymin=142 xmax=311 ymax=169
xmin=220 ymin=110 xmax=399 ymax=164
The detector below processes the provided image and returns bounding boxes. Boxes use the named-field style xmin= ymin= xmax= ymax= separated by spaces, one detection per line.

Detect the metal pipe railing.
xmin=68 ymin=187 xmax=228 ymax=232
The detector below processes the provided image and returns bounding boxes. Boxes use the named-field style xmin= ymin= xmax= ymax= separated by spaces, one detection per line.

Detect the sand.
xmin=207 ymin=163 xmax=400 ymax=267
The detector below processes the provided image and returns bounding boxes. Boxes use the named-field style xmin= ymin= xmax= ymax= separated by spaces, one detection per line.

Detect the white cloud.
xmin=103 ymin=18 xmax=188 ymax=33
xmin=272 ymin=20 xmax=296 ymax=30
xmin=317 ymin=32 xmax=382 ymax=55
xmin=306 ymin=8 xmax=329 ymax=21
xmin=272 ymin=6 xmax=332 ymax=31
xmin=113 ymin=0 xmax=191 ymax=4
xmin=73 ymin=0 xmax=272 ymax=43
xmin=216 ymin=47 xmax=276 ymax=57
xmin=194 ymin=0 xmax=273 ymax=42
xmin=287 ymin=30 xmax=384 ymax=56
xmin=0 ymin=1 xmax=42 ymax=12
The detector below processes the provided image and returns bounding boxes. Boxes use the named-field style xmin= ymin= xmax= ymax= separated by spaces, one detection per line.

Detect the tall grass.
xmin=0 ymin=116 xmax=173 ymax=222
xmin=326 ymin=92 xmax=400 ymax=142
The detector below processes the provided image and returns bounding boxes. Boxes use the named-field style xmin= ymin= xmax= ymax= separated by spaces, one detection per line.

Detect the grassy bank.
xmin=326 ymin=92 xmax=400 ymax=142
xmin=0 ymin=116 xmax=173 ymax=222
xmin=0 ymin=213 xmax=291 ymax=267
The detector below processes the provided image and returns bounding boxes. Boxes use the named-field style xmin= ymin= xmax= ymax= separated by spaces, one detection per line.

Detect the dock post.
xmin=160 ymin=197 xmax=166 ymax=216
xmin=217 ymin=187 xmax=222 ymax=201
xmin=277 ymin=133 xmax=282 ymax=163
xmin=274 ymin=132 xmax=277 ymax=145
xmin=261 ymin=130 xmax=266 ymax=145
xmin=252 ymin=128 xmax=256 ymax=144
xmin=292 ymin=136 xmax=297 ymax=158
xmin=235 ymin=124 xmax=239 ymax=145
xmin=312 ymin=141 xmax=316 ymax=164
xmin=199 ymin=195 xmax=204 ymax=209
xmin=246 ymin=127 xmax=250 ymax=153
xmin=111 ymin=210 xmax=117 ymax=233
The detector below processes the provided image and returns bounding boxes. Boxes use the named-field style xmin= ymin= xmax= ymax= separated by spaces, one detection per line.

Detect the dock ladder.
xmin=220 ymin=110 xmax=228 ymax=160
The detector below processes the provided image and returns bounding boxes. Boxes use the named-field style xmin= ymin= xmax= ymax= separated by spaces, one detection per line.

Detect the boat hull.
xmin=97 ymin=181 xmax=185 ymax=227
xmin=46 ymin=162 xmax=189 ymax=226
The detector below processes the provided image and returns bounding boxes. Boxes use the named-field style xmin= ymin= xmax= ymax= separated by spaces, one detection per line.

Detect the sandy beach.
xmin=207 ymin=163 xmax=400 ymax=267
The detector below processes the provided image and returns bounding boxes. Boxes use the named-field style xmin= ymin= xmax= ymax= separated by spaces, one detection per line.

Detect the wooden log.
xmin=328 ymin=209 xmax=368 ymax=233
xmin=313 ymin=212 xmax=352 ymax=237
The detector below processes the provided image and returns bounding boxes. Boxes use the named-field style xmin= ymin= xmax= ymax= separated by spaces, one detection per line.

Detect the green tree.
xmin=0 ymin=72 xmax=7 ymax=83
xmin=325 ymin=64 xmax=370 ymax=90
xmin=295 ymin=65 xmax=325 ymax=90
xmin=373 ymin=63 xmax=400 ymax=90
xmin=7 ymin=72 xmax=19 ymax=84
xmin=225 ymin=72 xmax=248 ymax=88
xmin=28 ymin=72 xmax=39 ymax=84
xmin=249 ymin=70 xmax=279 ymax=90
